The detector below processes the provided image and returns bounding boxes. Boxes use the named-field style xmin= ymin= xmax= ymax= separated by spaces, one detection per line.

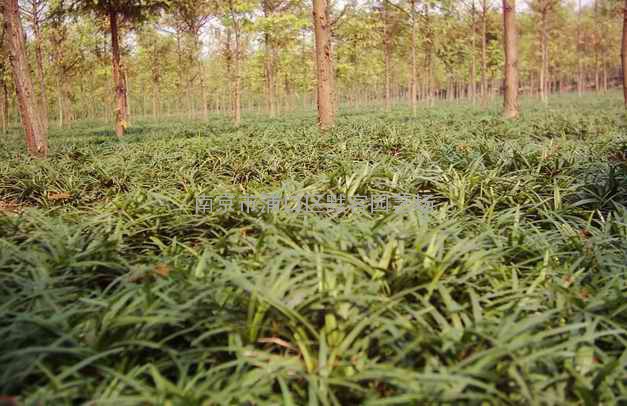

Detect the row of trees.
xmin=1 ymin=0 xmax=626 ymax=157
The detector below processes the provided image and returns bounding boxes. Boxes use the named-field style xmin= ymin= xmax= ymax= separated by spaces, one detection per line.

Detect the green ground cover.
xmin=1 ymin=95 xmax=626 ymax=404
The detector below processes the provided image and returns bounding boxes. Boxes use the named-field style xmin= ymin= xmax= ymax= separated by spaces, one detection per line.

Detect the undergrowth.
xmin=0 ymin=95 xmax=626 ymax=405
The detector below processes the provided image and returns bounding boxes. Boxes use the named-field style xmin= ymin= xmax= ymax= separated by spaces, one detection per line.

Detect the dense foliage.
xmin=1 ymin=94 xmax=626 ymax=404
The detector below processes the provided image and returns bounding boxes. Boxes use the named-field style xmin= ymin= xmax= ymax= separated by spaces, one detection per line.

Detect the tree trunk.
xmin=263 ymin=0 xmax=277 ymax=118
xmin=382 ymin=1 xmax=391 ymax=113
xmin=410 ymin=0 xmax=417 ymax=115
xmin=31 ymin=0 xmax=48 ymax=133
xmin=502 ymin=0 xmax=519 ymax=119
xmin=540 ymin=6 xmax=548 ymax=104
xmin=201 ymin=77 xmax=208 ymax=120
xmin=0 ymin=80 xmax=7 ymax=134
xmin=425 ymin=4 xmax=434 ymax=107
xmin=264 ymin=38 xmax=276 ymax=117
xmin=225 ymin=28 xmax=233 ymax=117
xmin=56 ymin=73 xmax=63 ymax=128
xmin=312 ymin=0 xmax=335 ymax=130
xmin=602 ymin=59 xmax=607 ymax=93
xmin=622 ymin=0 xmax=627 ymax=107
xmin=577 ymin=0 xmax=583 ymax=96
xmin=152 ymin=44 xmax=161 ymax=120
xmin=152 ymin=80 xmax=160 ymax=120
xmin=594 ymin=0 xmax=600 ymax=92
xmin=470 ymin=1 xmax=477 ymax=105
xmin=109 ymin=8 xmax=127 ymax=138
xmin=124 ymin=67 xmax=131 ymax=121
xmin=3 ymin=0 xmax=48 ymax=157
xmin=61 ymin=78 xmax=73 ymax=124
xmin=233 ymin=22 xmax=242 ymax=126
xmin=481 ymin=0 xmax=488 ymax=103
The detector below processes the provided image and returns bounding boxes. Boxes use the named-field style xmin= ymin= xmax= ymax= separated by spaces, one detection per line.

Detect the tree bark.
xmin=539 ymin=5 xmax=548 ymax=104
xmin=31 ymin=0 xmax=48 ymax=133
xmin=410 ymin=0 xmax=417 ymax=115
xmin=201 ymin=77 xmax=208 ymax=120
xmin=3 ymin=0 xmax=48 ymax=157
xmin=109 ymin=8 xmax=127 ymax=138
xmin=622 ymin=0 xmax=627 ymax=107
xmin=577 ymin=0 xmax=583 ymax=96
xmin=0 ymin=80 xmax=7 ymax=134
xmin=480 ymin=0 xmax=488 ymax=103
xmin=233 ymin=21 xmax=242 ymax=126
xmin=382 ymin=1 xmax=391 ymax=112
xmin=470 ymin=1 xmax=477 ymax=104
xmin=425 ymin=3 xmax=434 ymax=107
xmin=264 ymin=38 xmax=276 ymax=117
xmin=61 ymin=78 xmax=73 ymax=124
xmin=502 ymin=0 xmax=519 ymax=119
xmin=152 ymin=63 xmax=161 ymax=120
xmin=263 ymin=0 xmax=277 ymax=118
xmin=312 ymin=0 xmax=335 ymax=130
xmin=124 ymin=67 xmax=131 ymax=121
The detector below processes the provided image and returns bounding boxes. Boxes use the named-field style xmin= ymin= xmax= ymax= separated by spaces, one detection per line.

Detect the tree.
xmin=377 ymin=0 xmax=393 ymax=112
xmin=622 ymin=0 xmax=627 ymax=106
xmin=502 ymin=0 xmax=518 ymax=118
xmin=218 ymin=0 xmax=253 ymax=126
xmin=530 ymin=0 xmax=559 ymax=104
xmin=165 ymin=0 xmax=212 ymax=119
xmin=0 ymin=26 xmax=10 ymax=134
xmin=66 ymin=0 xmax=169 ymax=137
xmin=312 ymin=0 xmax=335 ymax=129
xmin=410 ymin=0 xmax=418 ymax=113
xmin=2 ymin=0 xmax=48 ymax=157
xmin=256 ymin=0 xmax=307 ymax=117
xmin=22 ymin=0 xmax=49 ymax=132
xmin=137 ymin=26 xmax=175 ymax=120
xmin=480 ymin=0 xmax=490 ymax=102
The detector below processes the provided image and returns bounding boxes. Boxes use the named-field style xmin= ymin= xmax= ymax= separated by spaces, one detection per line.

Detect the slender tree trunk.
xmin=109 ymin=8 xmax=127 ymax=138
xmin=175 ymin=32 xmax=183 ymax=116
xmin=301 ymin=30 xmax=308 ymax=112
xmin=124 ymin=68 xmax=131 ymax=122
xmin=263 ymin=0 xmax=277 ymax=118
xmin=312 ymin=0 xmax=335 ymax=130
xmin=410 ymin=0 xmax=417 ymax=115
xmin=382 ymin=1 xmax=391 ymax=113
xmin=577 ymin=0 xmax=583 ymax=96
xmin=225 ymin=28 xmax=233 ymax=117
xmin=481 ymin=0 xmax=488 ymax=103
xmin=0 ymin=80 xmax=7 ymax=134
xmin=602 ymin=58 xmax=607 ymax=93
xmin=233 ymin=22 xmax=242 ymax=126
xmin=540 ymin=7 xmax=548 ymax=104
xmin=152 ymin=45 xmax=161 ymax=120
xmin=61 ymin=78 xmax=73 ymax=124
xmin=622 ymin=0 xmax=627 ymax=107
xmin=425 ymin=4 xmax=434 ymax=107
xmin=470 ymin=1 xmax=477 ymax=105
xmin=594 ymin=0 xmax=600 ymax=92
xmin=31 ymin=1 xmax=48 ymax=133
xmin=264 ymin=37 xmax=276 ymax=117
xmin=502 ymin=0 xmax=519 ymax=119
xmin=201 ymin=77 xmax=208 ymax=120
xmin=152 ymin=81 xmax=159 ymax=120
xmin=3 ymin=0 xmax=48 ymax=157
xmin=56 ymin=73 xmax=63 ymax=128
